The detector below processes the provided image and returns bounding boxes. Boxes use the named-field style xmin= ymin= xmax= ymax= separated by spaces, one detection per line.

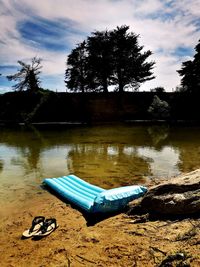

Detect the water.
xmin=1 ymin=124 xmax=200 ymax=214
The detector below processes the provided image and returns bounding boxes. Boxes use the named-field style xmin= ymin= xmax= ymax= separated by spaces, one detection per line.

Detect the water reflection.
xmin=137 ymin=146 xmax=180 ymax=178
xmin=148 ymin=125 xmax=169 ymax=147
xmin=67 ymin=143 xmax=149 ymax=188
xmin=11 ymin=146 xmax=42 ymax=176
xmin=168 ymin=127 xmax=200 ymax=173
xmin=1 ymin=125 xmax=200 ymax=206
xmin=0 ymin=159 xmax=3 ymax=173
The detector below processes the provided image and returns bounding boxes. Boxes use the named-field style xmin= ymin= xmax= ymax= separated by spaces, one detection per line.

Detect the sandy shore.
xmin=0 ymin=190 xmax=200 ymax=267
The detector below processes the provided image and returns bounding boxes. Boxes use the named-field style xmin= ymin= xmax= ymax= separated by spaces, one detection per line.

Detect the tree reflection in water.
xmin=1 ymin=125 xmax=200 ymax=189
xmin=2 ymin=126 xmax=46 ymax=181
xmin=10 ymin=145 xmax=43 ymax=178
xmin=148 ymin=125 xmax=169 ymax=148
xmin=0 ymin=159 xmax=4 ymax=174
xmin=67 ymin=143 xmax=149 ymax=189
xmin=1 ymin=124 xmax=200 ymax=212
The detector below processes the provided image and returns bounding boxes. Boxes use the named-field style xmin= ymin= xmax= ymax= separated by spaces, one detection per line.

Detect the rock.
xmin=139 ymin=169 xmax=200 ymax=215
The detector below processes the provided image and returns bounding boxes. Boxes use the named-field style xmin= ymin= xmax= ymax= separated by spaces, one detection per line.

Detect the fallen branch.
xmin=175 ymin=227 xmax=197 ymax=241
xmin=149 ymin=246 xmax=167 ymax=256
xmin=76 ymin=255 xmax=96 ymax=264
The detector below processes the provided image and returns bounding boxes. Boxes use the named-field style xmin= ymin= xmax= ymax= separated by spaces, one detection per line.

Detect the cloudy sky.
xmin=0 ymin=0 xmax=200 ymax=93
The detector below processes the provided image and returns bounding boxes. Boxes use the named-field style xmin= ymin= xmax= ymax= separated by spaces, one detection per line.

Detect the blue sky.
xmin=0 ymin=0 xmax=200 ymax=93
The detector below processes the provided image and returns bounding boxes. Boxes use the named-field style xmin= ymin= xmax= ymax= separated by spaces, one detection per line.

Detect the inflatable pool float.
xmin=43 ymin=174 xmax=147 ymax=213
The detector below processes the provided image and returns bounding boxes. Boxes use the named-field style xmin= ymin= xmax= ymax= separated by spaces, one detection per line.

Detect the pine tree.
xmin=110 ymin=25 xmax=155 ymax=92
xmin=7 ymin=57 xmax=42 ymax=92
xmin=65 ymin=25 xmax=155 ymax=93
xmin=87 ymin=30 xmax=113 ymax=92
xmin=65 ymin=41 xmax=90 ymax=93
xmin=177 ymin=40 xmax=200 ymax=93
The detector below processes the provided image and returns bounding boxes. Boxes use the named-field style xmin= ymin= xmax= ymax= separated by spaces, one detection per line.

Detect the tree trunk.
xmin=80 ymin=83 xmax=85 ymax=93
xmin=103 ymin=78 xmax=108 ymax=93
xmin=118 ymin=68 xmax=124 ymax=93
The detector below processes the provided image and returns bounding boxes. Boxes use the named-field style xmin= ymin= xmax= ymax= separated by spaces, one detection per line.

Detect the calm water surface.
xmin=1 ymin=124 xmax=200 ymax=215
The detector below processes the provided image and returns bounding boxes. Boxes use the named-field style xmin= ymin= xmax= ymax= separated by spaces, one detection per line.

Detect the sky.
xmin=0 ymin=0 xmax=200 ymax=93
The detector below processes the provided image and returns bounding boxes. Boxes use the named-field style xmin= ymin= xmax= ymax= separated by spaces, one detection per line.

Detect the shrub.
xmin=148 ymin=95 xmax=170 ymax=119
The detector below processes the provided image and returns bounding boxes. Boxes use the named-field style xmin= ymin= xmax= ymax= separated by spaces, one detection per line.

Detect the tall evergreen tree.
xmin=7 ymin=57 xmax=42 ymax=92
xmin=110 ymin=25 xmax=155 ymax=92
xmin=87 ymin=30 xmax=113 ymax=92
xmin=65 ymin=25 xmax=155 ymax=93
xmin=177 ymin=40 xmax=200 ymax=93
xmin=65 ymin=41 xmax=90 ymax=93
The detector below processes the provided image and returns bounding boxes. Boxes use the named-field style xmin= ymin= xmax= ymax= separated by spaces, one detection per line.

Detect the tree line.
xmin=65 ymin=25 xmax=155 ymax=93
xmin=4 ymin=25 xmax=200 ymax=94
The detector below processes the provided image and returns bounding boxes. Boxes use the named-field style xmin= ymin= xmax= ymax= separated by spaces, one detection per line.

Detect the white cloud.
xmin=0 ymin=0 xmax=200 ymax=91
xmin=172 ymin=0 xmax=200 ymax=17
xmin=140 ymin=53 xmax=181 ymax=91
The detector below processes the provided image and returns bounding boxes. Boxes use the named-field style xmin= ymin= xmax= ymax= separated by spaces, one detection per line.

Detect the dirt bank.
xmin=0 ymin=188 xmax=200 ymax=267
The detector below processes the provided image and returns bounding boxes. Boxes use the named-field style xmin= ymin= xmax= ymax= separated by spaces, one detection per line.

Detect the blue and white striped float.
xmin=43 ymin=174 xmax=147 ymax=213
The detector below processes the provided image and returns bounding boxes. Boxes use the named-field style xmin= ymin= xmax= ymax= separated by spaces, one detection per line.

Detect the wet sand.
xmin=0 ymin=189 xmax=200 ymax=267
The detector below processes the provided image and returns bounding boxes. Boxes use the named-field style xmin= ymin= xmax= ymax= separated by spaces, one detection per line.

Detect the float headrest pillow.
xmin=92 ymin=185 xmax=147 ymax=213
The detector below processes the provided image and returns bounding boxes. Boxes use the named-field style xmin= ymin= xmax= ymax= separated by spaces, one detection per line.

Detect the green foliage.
xmin=177 ymin=40 xmax=200 ymax=93
xmin=87 ymin=30 xmax=113 ymax=92
xmin=65 ymin=25 xmax=155 ymax=93
xmin=110 ymin=25 xmax=155 ymax=92
xmin=65 ymin=41 xmax=90 ymax=93
xmin=148 ymin=95 xmax=170 ymax=119
xmin=7 ymin=57 xmax=42 ymax=92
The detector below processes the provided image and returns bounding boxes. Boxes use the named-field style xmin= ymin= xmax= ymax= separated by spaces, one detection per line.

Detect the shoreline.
xmin=1 ymin=178 xmax=200 ymax=266
xmin=2 ymin=119 xmax=200 ymax=128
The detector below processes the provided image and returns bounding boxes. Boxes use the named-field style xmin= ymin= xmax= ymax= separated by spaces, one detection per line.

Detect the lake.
xmin=1 ymin=124 xmax=200 ymax=217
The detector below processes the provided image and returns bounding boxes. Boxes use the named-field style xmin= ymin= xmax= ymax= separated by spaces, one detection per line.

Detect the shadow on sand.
xmin=41 ymin=184 xmax=127 ymax=227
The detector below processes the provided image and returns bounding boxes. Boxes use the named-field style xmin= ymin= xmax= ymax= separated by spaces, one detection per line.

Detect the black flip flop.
xmin=22 ymin=216 xmax=45 ymax=238
xmin=33 ymin=218 xmax=58 ymax=237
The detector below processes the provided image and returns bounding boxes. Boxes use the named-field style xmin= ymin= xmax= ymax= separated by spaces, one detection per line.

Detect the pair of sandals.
xmin=22 ymin=216 xmax=58 ymax=238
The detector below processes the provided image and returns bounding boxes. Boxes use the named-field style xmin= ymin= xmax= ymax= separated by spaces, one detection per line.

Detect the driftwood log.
xmin=137 ymin=169 xmax=200 ymax=215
